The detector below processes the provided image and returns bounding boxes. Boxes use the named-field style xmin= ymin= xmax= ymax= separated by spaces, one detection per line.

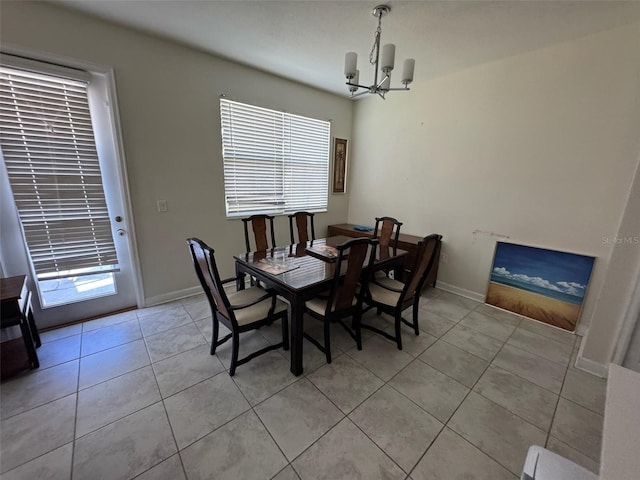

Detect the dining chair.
xmin=288 ymin=211 xmax=316 ymax=244
xmin=303 ymin=237 xmax=379 ymax=363
xmin=187 ymin=237 xmax=289 ymax=376
xmin=242 ymin=214 xmax=276 ymax=252
xmin=363 ymin=234 xmax=442 ymax=350
xmin=373 ymin=216 xmax=403 ymax=279
xmin=373 ymin=216 xmax=403 ymax=254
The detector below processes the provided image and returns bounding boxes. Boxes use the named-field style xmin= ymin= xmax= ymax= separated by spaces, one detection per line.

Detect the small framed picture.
xmin=332 ymin=138 xmax=348 ymax=194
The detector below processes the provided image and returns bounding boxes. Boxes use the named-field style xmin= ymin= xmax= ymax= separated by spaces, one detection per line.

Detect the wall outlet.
xmin=157 ymin=199 xmax=167 ymax=212
xmin=440 ymin=253 xmax=449 ymax=264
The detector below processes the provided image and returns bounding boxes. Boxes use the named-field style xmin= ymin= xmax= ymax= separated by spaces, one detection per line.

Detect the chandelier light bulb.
xmin=344 ymin=52 xmax=357 ymax=79
xmin=380 ymin=44 xmax=395 ymax=73
xmin=401 ymin=58 xmax=415 ymax=85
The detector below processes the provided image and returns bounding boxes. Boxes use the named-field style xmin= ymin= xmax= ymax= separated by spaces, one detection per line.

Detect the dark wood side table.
xmin=1 ymin=275 xmax=41 ymax=369
xmin=327 ymin=223 xmax=442 ymax=287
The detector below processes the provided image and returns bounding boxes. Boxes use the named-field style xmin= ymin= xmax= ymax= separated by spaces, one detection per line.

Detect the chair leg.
xmin=324 ymin=319 xmax=332 ymax=364
xmin=376 ymin=307 xmax=382 ymax=315
xmin=282 ymin=315 xmax=290 ymax=351
xmin=26 ymin=305 xmax=41 ymax=348
xmin=19 ymin=318 xmax=39 ymax=369
xmin=412 ymin=300 xmax=420 ymax=336
xmin=395 ymin=313 xmax=403 ymax=350
xmin=229 ymin=331 xmax=240 ymax=376
xmin=355 ymin=312 xmax=363 ymax=350
xmin=210 ymin=318 xmax=220 ymax=355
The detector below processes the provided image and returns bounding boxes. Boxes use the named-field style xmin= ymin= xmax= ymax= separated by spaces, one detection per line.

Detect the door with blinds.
xmin=0 ymin=56 xmax=138 ymax=327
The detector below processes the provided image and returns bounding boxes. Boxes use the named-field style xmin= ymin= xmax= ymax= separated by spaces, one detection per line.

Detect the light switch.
xmin=157 ymin=199 xmax=167 ymax=212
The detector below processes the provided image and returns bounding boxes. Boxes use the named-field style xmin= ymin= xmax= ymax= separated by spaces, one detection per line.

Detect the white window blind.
xmin=0 ymin=64 xmax=118 ymax=279
xmin=220 ymin=99 xmax=330 ymax=217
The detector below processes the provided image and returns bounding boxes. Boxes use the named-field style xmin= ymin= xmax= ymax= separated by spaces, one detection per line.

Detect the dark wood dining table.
xmin=234 ymin=236 xmax=406 ymax=376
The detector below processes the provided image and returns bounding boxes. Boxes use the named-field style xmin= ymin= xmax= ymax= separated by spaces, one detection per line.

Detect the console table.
xmin=1 ymin=275 xmax=40 ymax=369
xmin=327 ymin=223 xmax=441 ymax=287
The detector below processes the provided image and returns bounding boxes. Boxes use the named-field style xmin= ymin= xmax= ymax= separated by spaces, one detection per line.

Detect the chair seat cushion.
xmin=369 ymin=277 xmax=405 ymax=307
xmin=228 ymin=287 xmax=287 ymax=326
xmin=305 ymin=296 xmax=357 ymax=316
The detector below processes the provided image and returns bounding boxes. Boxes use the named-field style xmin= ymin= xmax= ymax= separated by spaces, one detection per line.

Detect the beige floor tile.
xmin=550 ymin=398 xmax=603 ymax=462
xmin=347 ymin=335 xmax=413 ymax=381
xmin=307 ymin=354 xmax=384 ymax=414
xmin=164 ymin=373 xmax=250 ymax=449
xmin=80 ymin=319 xmax=142 ymax=357
xmin=546 ymin=436 xmax=600 ymax=475
xmin=135 ymin=454 xmax=186 ymax=480
xmin=37 ymin=334 xmax=81 ymax=369
xmin=508 ymin=327 xmax=573 ymax=366
xmin=1 ymin=360 xmax=78 ymax=419
xmin=449 ymin=392 xmax=546 ymax=475
xmin=419 ymin=340 xmax=488 ymax=387
xmin=73 ymin=402 xmax=177 ymax=480
xmin=460 ymin=310 xmax=518 ymax=341
xmin=473 ymin=303 xmax=523 ymax=326
xmin=138 ymin=306 xmax=193 ymax=336
xmin=493 ymin=344 xmax=565 ymax=393
xmin=474 ymin=365 xmax=558 ymax=431
xmin=0 ymin=442 xmax=72 ymax=480
xmin=145 ymin=323 xmax=207 ymax=362
xmin=255 ymin=378 xmax=344 ymax=461
xmin=0 ymin=395 xmax=76 ymax=474
xmin=441 ymin=324 xmax=504 ymax=361
xmin=78 ymin=339 xmax=150 ymax=389
xmin=152 ymin=344 xmax=224 ymax=398
xmin=519 ymin=318 xmax=576 ymax=346
xmin=411 ymin=427 xmax=516 ymax=480
xmin=389 ymin=359 xmax=469 ymax=423
xmin=230 ymin=351 xmax=297 ymax=405
xmin=561 ymin=368 xmax=606 ymax=415
xmin=349 ymin=385 xmax=443 ymax=472
xmin=76 ymin=366 xmax=160 ymax=438
xmin=292 ymin=418 xmax=405 ymax=480
xmin=414 ymin=310 xmax=457 ymax=337
xmin=181 ymin=410 xmax=287 ymax=480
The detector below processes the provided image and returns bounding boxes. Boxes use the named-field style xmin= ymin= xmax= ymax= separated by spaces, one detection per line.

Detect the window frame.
xmin=219 ymin=98 xmax=330 ymax=218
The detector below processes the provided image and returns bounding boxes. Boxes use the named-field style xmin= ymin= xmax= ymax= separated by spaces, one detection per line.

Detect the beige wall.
xmin=348 ymin=22 xmax=640 ymax=346
xmin=0 ymin=1 xmax=353 ymax=305
xmin=581 ymin=156 xmax=640 ymax=370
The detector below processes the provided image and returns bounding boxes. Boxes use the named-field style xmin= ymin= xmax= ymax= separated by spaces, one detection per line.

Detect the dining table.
xmin=234 ymin=235 xmax=407 ymax=376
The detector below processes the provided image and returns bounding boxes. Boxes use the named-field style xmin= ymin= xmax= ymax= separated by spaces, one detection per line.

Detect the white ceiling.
xmin=55 ymin=1 xmax=640 ymax=97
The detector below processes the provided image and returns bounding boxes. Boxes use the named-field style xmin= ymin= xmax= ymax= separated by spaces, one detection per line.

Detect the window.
xmin=220 ymin=99 xmax=330 ymax=217
xmin=0 ymin=59 xmax=119 ymax=305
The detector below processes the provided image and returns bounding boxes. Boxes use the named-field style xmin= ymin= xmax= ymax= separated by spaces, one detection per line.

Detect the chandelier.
xmin=343 ymin=4 xmax=415 ymax=99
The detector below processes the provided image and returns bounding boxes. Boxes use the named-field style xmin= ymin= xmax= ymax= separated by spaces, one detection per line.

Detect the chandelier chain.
xmin=369 ymin=16 xmax=382 ymax=65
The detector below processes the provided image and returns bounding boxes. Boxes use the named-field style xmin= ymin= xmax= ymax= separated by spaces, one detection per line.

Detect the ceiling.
xmin=55 ymin=1 xmax=640 ymax=97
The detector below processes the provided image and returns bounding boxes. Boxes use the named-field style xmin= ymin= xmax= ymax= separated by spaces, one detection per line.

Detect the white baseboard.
xmin=144 ymin=286 xmax=202 ymax=307
xmin=575 ymin=355 xmax=608 ymax=378
xmin=435 ymin=281 xmax=485 ymax=303
xmin=144 ymin=281 xmax=242 ymax=308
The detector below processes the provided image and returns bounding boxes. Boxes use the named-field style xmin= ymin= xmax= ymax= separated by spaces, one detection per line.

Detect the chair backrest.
xmin=402 ymin=234 xmax=442 ymax=303
xmin=288 ymin=211 xmax=316 ymax=244
xmin=242 ymin=215 xmax=276 ymax=252
xmin=373 ymin=216 xmax=403 ymax=254
xmin=325 ymin=237 xmax=379 ymax=315
xmin=186 ymin=237 xmax=234 ymax=323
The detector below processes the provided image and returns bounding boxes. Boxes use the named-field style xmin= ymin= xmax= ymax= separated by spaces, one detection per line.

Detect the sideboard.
xmin=327 ymin=223 xmax=441 ymax=287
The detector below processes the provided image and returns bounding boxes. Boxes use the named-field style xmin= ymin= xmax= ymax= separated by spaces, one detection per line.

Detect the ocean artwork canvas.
xmin=486 ymin=242 xmax=595 ymax=332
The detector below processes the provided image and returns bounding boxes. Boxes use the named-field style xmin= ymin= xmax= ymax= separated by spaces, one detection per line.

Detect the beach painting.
xmin=486 ymin=242 xmax=595 ymax=332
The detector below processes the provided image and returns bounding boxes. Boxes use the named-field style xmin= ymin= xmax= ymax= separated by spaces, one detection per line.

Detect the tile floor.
xmin=0 ymin=289 xmax=606 ymax=479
